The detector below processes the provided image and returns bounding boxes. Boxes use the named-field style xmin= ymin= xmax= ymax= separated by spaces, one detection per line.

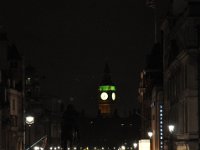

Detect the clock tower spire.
xmin=98 ymin=63 xmax=116 ymax=117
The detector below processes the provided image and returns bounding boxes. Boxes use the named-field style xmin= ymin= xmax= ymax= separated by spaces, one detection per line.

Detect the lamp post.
xmin=148 ymin=131 xmax=153 ymax=150
xmin=168 ymin=124 xmax=175 ymax=150
xmin=26 ymin=115 xmax=35 ymax=150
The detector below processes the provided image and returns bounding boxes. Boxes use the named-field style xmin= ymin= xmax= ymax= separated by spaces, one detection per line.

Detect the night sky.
xmin=0 ymin=0 xmax=169 ymax=116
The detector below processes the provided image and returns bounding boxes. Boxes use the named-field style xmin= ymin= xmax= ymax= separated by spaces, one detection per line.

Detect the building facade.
xmin=0 ymin=28 xmax=64 ymax=150
xmin=151 ymin=87 xmax=164 ymax=150
xmin=138 ymin=43 xmax=163 ymax=143
xmin=0 ymin=31 xmax=24 ymax=150
xmin=162 ymin=1 xmax=200 ymax=149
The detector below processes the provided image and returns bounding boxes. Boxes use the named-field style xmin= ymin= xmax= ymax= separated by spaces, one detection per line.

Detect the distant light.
xmin=133 ymin=142 xmax=138 ymax=149
xmin=148 ymin=131 xmax=153 ymax=138
xmin=34 ymin=146 xmax=39 ymax=150
xmin=121 ymin=123 xmax=125 ymax=126
xmin=168 ymin=124 xmax=175 ymax=133
xmin=121 ymin=145 xmax=126 ymax=150
xmin=26 ymin=115 xmax=34 ymax=125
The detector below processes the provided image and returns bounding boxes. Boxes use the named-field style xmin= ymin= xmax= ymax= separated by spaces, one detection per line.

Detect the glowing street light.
xmin=133 ymin=142 xmax=138 ymax=149
xmin=121 ymin=145 xmax=126 ymax=150
xmin=148 ymin=131 xmax=153 ymax=150
xmin=168 ymin=124 xmax=175 ymax=134
xmin=26 ymin=115 xmax=35 ymax=150
xmin=168 ymin=124 xmax=175 ymax=150
xmin=26 ymin=115 xmax=34 ymax=126
xmin=147 ymin=131 xmax=153 ymax=139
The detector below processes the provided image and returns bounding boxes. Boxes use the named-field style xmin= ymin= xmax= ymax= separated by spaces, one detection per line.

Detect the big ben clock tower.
xmin=98 ymin=63 xmax=116 ymax=117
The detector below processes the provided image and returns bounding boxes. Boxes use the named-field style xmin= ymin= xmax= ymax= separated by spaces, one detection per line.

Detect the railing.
xmin=26 ymin=135 xmax=47 ymax=150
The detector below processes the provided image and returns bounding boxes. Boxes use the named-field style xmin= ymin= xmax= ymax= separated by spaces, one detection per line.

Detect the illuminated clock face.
xmin=112 ymin=92 xmax=116 ymax=100
xmin=100 ymin=92 xmax=108 ymax=100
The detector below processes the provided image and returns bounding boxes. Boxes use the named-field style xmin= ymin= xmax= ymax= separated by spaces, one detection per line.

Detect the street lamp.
xmin=148 ymin=131 xmax=153 ymax=150
xmin=168 ymin=124 xmax=175 ymax=134
xmin=26 ymin=115 xmax=35 ymax=150
xmin=147 ymin=131 xmax=153 ymax=139
xmin=168 ymin=124 xmax=175 ymax=150
xmin=133 ymin=142 xmax=138 ymax=150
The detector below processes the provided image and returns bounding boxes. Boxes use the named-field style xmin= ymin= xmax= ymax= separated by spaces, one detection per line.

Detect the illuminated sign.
xmin=139 ymin=139 xmax=150 ymax=150
xmin=99 ymin=85 xmax=116 ymax=91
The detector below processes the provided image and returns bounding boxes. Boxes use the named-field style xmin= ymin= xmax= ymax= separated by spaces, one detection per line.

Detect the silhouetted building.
xmin=0 ymin=31 xmax=24 ymax=150
xmin=98 ymin=63 xmax=117 ymax=117
xmin=0 ymin=29 xmax=57 ymax=150
xmin=75 ymin=64 xmax=140 ymax=149
xmin=138 ymin=43 xmax=163 ymax=150
xmin=161 ymin=1 xmax=200 ymax=149
xmin=61 ymin=104 xmax=79 ymax=149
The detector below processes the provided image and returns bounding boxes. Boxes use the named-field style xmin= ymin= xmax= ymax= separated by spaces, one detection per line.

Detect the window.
xmin=184 ymin=65 xmax=187 ymax=88
xmin=12 ymin=99 xmax=15 ymax=111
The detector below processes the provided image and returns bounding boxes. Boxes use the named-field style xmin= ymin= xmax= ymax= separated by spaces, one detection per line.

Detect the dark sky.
xmin=0 ymin=0 xmax=169 ymax=116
